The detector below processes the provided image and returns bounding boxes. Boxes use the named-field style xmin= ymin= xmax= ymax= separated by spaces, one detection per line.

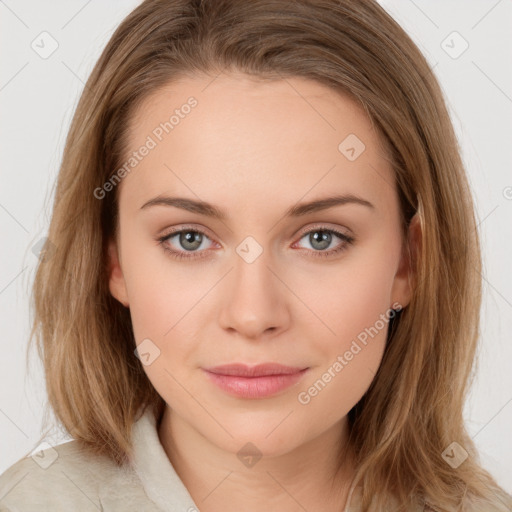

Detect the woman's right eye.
xmin=158 ymin=228 xmax=216 ymax=260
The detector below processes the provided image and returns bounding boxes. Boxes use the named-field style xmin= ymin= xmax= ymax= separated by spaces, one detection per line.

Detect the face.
xmin=108 ymin=72 xmax=416 ymax=459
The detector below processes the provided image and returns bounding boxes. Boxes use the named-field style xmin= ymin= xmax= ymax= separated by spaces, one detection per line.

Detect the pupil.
xmin=310 ymin=231 xmax=331 ymax=250
xmin=180 ymin=231 xmax=202 ymax=251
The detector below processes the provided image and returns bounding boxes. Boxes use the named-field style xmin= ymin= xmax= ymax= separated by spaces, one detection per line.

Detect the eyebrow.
xmin=139 ymin=193 xmax=375 ymax=220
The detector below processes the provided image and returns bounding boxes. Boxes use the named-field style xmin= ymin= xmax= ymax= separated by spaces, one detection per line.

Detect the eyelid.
xmin=159 ymin=223 xmax=219 ymax=243
xmin=294 ymin=222 xmax=352 ymax=239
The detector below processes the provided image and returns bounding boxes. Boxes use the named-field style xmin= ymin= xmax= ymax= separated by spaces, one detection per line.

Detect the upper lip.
xmin=203 ymin=363 xmax=307 ymax=377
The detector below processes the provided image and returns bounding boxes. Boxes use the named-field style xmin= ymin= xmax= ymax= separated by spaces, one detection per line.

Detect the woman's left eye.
xmin=293 ymin=228 xmax=355 ymax=258
xmin=158 ymin=226 xmax=354 ymax=261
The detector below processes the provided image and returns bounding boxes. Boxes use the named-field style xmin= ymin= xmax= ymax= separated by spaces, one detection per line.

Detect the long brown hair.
xmin=26 ymin=1 xmax=511 ymax=510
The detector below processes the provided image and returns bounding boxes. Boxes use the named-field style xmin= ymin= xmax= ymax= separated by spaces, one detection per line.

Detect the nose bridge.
xmin=218 ymin=238 xmax=290 ymax=338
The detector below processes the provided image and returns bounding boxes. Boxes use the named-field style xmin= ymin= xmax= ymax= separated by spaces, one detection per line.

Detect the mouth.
xmin=202 ymin=363 xmax=309 ymax=399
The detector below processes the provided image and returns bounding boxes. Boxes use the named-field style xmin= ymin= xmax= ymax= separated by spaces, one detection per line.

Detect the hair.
xmin=24 ymin=0 xmax=511 ymax=511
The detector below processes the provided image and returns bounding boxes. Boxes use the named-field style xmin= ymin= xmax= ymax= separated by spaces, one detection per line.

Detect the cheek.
xmin=119 ymin=236 xmax=205 ymax=381
xmin=295 ymin=241 xmax=399 ymax=353
xmin=328 ymin=264 xmax=395 ymax=341
xmin=121 ymin=229 xmax=197 ymax=334
xmin=292 ymin=245 xmax=398 ymax=413
xmin=125 ymin=263 xmax=203 ymax=409
xmin=295 ymin=281 xmax=391 ymax=429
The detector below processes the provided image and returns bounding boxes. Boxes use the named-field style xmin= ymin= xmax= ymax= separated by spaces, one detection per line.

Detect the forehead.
xmin=118 ymin=72 xmax=396 ymax=217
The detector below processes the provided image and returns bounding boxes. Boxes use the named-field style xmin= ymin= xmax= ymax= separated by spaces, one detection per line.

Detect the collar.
xmin=130 ymin=406 xmax=201 ymax=512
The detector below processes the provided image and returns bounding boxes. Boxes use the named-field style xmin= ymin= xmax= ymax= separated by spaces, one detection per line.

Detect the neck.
xmin=158 ymin=407 xmax=357 ymax=512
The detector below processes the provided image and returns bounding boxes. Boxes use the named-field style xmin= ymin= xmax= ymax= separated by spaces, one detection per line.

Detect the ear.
xmin=390 ymin=213 xmax=421 ymax=310
xmin=107 ymin=237 xmax=130 ymax=308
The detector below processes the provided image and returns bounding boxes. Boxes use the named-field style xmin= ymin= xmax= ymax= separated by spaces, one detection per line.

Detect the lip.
xmin=202 ymin=363 xmax=309 ymax=399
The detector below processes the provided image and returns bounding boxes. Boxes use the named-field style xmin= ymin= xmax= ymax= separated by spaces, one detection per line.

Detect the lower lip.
xmin=203 ymin=369 xmax=309 ymax=399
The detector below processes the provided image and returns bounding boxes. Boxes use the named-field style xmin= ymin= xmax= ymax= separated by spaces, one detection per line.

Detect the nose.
xmin=217 ymin=247 xmax=291 ymax=340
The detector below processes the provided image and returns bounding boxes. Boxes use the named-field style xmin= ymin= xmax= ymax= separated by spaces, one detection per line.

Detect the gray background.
xmin=1 ymin=0 xmax=511 ymax=493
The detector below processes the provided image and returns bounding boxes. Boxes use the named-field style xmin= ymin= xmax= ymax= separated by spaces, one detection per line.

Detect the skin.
xmin=108 ymin=72 xmax=420 ymax=512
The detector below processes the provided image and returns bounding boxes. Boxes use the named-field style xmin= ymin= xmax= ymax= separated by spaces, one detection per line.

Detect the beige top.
xmin=0 ymin=408 xmax=507 ymax=511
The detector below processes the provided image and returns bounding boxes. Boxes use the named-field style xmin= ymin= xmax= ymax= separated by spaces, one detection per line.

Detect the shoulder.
xmin=0 ymin=440 xmax=160 ymax=511
xmin=347 ymin=485 xmax=512 ymax=512
xmin=460 ymin=492 xmax=512 ymax=512
xmin=423 ymin=491 xmax=512 ymax=512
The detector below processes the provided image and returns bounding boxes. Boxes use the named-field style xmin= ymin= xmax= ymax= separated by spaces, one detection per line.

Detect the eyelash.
xmin=157 ymin=225 xmax=355 ymax=261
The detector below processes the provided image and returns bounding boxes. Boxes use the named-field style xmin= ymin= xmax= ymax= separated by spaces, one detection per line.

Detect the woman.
xmin=1 ymin=1 xmax=510 ymax=510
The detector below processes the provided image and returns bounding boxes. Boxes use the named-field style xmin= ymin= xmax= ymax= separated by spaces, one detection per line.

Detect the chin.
xmin=201 ymin=417 xmax=308 ymax=458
